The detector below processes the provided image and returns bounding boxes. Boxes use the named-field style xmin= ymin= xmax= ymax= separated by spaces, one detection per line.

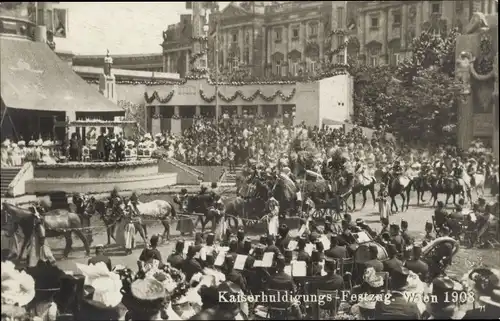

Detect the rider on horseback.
xmin=129 ymin=191 xmax=140 ymax=216
xmin=392 ymin=160 xmax=403 ymax=178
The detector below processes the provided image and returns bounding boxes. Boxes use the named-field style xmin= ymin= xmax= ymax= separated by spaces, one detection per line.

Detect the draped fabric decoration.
xmin=199 ymin=88 xmax=297 ymax=103
xmin=144 ymin=91 xmax=175 ymax=104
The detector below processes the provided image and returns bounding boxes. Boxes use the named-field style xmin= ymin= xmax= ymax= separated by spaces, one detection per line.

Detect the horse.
xmin=127 ymin=199 xmax=177 ymax=241
xmin=342 ymin=171 xmax=376 ymax=211
xmin=382 ymin=172 xmax=413 ymax=213
xmin=429 ymin=176 xmax=472 ymax=207
xmin=83 ymin=197 xmax=121 ymax=245
xmin=2 ymin=202 xmax=90 ymax=259
xmin=183 ymin=194 xmax=217 ymax=233
xmin=412 ymin=175 xmax=433 ymax=206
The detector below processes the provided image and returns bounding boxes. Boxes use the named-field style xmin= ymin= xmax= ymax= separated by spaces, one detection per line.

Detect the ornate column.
xmin=237 ymin=105 xmax=243 ymax=116
xmin=261 ymin=26 xmax=267 ymax=71
xmin=401 ymin=3 xmax=408 ymax=49
xmin=222 ymin=31 xmax=228 ymax=68
xmin=185 ymin=50 xmax=190 ymax=75
xmin=319 ymin=20 xmax=324 ymax=61
xmin=267 ymin=27 xmax=272 ymax=64
xmin=239 ymin=27 xmax=244 ymax=63
xmin=277 ymin=104 xmax=283 ymax=117
xmin=171 ymin=106 xmax=181 ymax=135
xmin=301 ymin=22 xmax=307 ymax=64
xmin=257 ymin=105 xmax=263 ymax=116
xmin=195 ymin=106 xmax=201 ymax=116
xmin=152 ymin=106 xmax=161 ymax=135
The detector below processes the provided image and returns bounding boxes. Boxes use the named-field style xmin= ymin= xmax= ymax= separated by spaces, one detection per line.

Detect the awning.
xmin=0 ymin=36 xmax=123 ymax=113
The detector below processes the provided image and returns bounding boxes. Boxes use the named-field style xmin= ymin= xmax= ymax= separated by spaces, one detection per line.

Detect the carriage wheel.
xmin=332 ymin=208 xmax=343 ymax=222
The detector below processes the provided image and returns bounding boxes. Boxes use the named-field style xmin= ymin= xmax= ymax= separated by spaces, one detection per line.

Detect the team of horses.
xmin=1 ymin=163 xmax=496 ymax=262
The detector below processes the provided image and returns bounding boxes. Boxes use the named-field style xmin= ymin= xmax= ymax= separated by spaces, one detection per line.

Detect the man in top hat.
xmin=167 ymin=240 xmax=185 ymax=270
xmin=324 ymin=235 xmax=347 ymax=259
xmin=383 ymin=244 xmax=404 ymax=276
xmin=374 ymin=266 xmax=421 ymax=319
xmin=88 ymin=244 xmax=112 ymax=271
xmin=318 ymin=256 xmax=345 ymax=292
xmin=404 ymin=244 xmax=429 ymax=282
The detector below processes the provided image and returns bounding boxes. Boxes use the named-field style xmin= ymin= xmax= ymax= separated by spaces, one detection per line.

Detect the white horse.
xmin=463 ymin=172 xmax=485 ymax=199
xmin=129 ymin=200 xmax=177 ymax=240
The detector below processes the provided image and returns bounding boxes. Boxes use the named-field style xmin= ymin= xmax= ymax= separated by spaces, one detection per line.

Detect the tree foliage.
xmin=349 ymin=29 xmax=462 ymax=146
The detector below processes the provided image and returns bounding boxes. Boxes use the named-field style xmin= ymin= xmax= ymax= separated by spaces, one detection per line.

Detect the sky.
xmin=60 ymin=2 xmax=230 ymax=55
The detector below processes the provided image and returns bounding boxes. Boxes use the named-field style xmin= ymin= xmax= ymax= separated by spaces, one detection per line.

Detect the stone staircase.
xmin=221 ymin=166 xmax=242 ymax=184
xmin=1 ymin=167 xmax=22 ymax=196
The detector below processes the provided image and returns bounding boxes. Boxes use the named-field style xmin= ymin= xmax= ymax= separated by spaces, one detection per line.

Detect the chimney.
xmin=34 ymin=25 xmax=47 ymax=43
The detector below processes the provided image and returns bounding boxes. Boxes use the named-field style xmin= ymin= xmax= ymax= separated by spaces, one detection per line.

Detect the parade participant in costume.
xmin=392 ymin=160 xmax=403 ymax=178
xmin=324 ymin=234 xmax=347 ymax=259
xmin=467 ymin=159 xmax=478 ymax=186
xmin=128 ymin=191 xmax=140 ymax=216
xmin=377 ymin=182 xmax=391 ymax=221
xmin=266 ymin=196 xmax=280 ymax=237
xmin=167 ymin=240 xmax=185 ymax=270
xmin=404 ymin=244 xmax=429 ymax=282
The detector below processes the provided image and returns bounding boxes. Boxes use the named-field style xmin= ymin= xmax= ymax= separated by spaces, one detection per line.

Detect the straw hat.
xmin=42 ymin=140 xmax=53 ymax=147
xmin=17 ymin=140 xmax=26 ymax=147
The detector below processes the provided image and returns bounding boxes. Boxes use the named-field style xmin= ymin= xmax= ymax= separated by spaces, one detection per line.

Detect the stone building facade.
xmin=161 ymin=1 xmax=498 ymax=76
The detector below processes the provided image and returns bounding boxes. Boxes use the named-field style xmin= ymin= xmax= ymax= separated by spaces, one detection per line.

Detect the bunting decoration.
xmin=199 ymin=88 xmax=296 ymax=103
xmin=86 ymin=79 xmax=186 ymax=86
xmin=144 ymin=90 xmax=175 ymax=104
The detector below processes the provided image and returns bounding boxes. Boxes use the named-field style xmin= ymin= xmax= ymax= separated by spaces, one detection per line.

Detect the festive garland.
xmin=144 ymin=90 xmax=175 ymax=104
xmin=199 ymin=88 xmax=296 ymax=103
xmin=36 ymin=159 xmax=157 ymax=169
xmin=85 ymin=78 xmax=187 ymax=86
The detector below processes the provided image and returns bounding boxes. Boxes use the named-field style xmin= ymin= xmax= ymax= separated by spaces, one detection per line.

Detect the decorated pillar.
xmin=195 ymin=105 xmax=201 ymax=116
xmin=257 ymin=105 xmax=263 ymax=116
xmin=185 ymin=50 xmax=190 ymax=75
xmin=98 ymin=51 xmax=117 ymax=104
xmin=277 ymin=104 xmax=283 ymax=118
xmin=171 ymin=106 xmax=181 ymax=135
xmin=237 ymin=105 xmax=243 ymax=116
xmin=152 ymin=106 xmax=161 ymax=136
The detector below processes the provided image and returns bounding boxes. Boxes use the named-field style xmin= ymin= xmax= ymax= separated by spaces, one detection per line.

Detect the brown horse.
xmin=2 ymin=202 xmax=90 ymax=259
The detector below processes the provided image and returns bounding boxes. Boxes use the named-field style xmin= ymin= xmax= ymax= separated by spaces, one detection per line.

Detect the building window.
xmin=291 ymin=62 xmax=299 ymax=76
xmin=274 ymin=60 xmax=281 ymax=75
xmin=431 ymin=2 xmax=442 ymax=14
xmin=243 ymin=49 xmax=250 ymax=65
xmin=274 ymin=28 xmax=282 ymax=43
xmin=309 ymin=23 xmax=318 ymax=38
xmin=336 ymin=54 xmax=345 ymax=64
xmin=393 ymin=11 xmax=401 ymax=25
xmin=337 ymin=7 xmax=345 ymax=28
xmin=232 ymin=33 xmax=237 ymax=42
xmin=337 ymin=35 xmax=344 ymax=47
xmin=370 ymin=16 xmax=379 ymax=29
xmin=292 ymin=27 xmax=299 ymax=39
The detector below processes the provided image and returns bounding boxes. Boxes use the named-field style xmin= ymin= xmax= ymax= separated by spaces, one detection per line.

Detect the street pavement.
xmin=44 ymin=189 xmax=499 ymax=278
